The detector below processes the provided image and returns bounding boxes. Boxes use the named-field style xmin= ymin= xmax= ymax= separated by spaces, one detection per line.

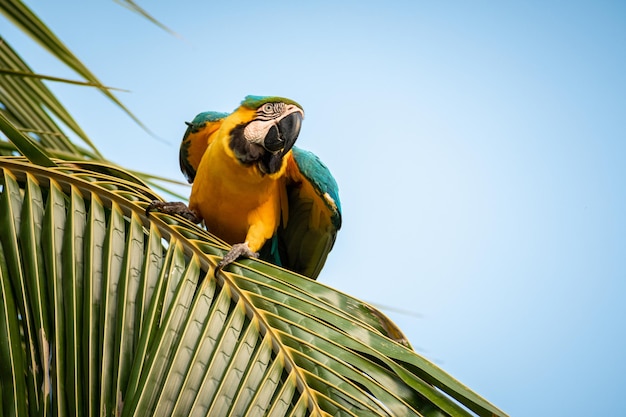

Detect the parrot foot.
xmin=215 ymin=242 xmax=259 ymax=276
xmin=145 ymin=200 xmax=201 ymax=223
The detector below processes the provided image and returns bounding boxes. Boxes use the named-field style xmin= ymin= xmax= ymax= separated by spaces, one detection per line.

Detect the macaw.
xmin=147 ymin=95 xmax=341 ymax=280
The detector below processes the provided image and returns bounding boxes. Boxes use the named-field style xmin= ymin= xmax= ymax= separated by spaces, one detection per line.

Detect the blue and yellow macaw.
xmin=148 ymin=95 xmax=341 ymax=279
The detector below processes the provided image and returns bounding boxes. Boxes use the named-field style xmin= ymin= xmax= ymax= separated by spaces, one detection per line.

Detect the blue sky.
xmin=3 ymin=1 xmax=625 ymax=415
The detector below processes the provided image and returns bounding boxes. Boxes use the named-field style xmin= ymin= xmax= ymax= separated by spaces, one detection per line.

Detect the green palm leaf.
xmin=0 ymin=0 xmax=150 ymax=136
xmin=1 ymin=1 xmax=189 ymax=198
xmin=0 ymin=22 xmax=188 ymax=199
xmin=0 ymin=34 xmax=100 ymax=157
xmin=0 ymin=157 xmax=507 ymax=417
xmin=114 ymin=0 xmax=180 ymax=37
xmin=0 ymin=221 xmax=28 ymax=417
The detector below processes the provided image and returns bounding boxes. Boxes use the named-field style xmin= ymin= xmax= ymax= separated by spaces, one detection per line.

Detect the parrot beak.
xmin=263 ymin=108 xmax=303 ymax=153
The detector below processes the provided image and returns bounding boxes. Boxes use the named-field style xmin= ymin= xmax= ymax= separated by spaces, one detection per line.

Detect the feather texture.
xmin=261 ymin=147 xmax=341 ymax=279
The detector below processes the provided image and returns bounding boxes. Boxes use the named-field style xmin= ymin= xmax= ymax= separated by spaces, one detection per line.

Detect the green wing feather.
xmin=291 ymin=147 xmax=341 ymax=229
xmin=264 ymin=146 xmax=341 ymax=279
xmin=179 ymin=111 xmax=228 ymax=183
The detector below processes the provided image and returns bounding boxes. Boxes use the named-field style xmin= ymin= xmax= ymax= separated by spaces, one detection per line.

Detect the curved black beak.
xmin=263 ymin=111 xmax=303 ymax=153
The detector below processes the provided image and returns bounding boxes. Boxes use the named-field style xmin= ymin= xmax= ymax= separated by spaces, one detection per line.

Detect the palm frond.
xmin=0 ymin=33 xmax=185 ymax=199
xmin=0 ymin=243 xmax=28 ymax=417
xmin=0 ymin=0 xmax=150 ymax=134
xmin=0 ymin=156 xmax=507 ymax=417
xmin=0 ymin=111 xmax=56 ymax=166
xmin=114 ymin=0 xmax=180 ymax=38
xmin=1 ymin=1 xmax=189 ymax=202
xmin=0 ymin=35 xmax=100 ymax=158
xmin=0 ymin=67 xmax=129 ymax=91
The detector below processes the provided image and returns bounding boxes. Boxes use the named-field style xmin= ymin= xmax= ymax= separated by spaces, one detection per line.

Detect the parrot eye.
xmin=258 ymin=102 xmax=285 ymax=119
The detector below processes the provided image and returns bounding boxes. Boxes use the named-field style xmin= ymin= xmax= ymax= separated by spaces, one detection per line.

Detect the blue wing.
xmin=262 ymin=146 xmax=341 ymax=279
xmin=179 ymin=111 xmax=229 ymax=183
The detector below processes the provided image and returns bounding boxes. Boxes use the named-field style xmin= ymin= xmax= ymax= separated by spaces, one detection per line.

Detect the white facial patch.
xmin=243 ymin=119 xmax=274 ymax=144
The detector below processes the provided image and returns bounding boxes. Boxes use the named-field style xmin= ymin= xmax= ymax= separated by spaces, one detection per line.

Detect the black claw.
xmin=145 ymin=200 xmax=160 ymax=217
xmin=144 ymin=200 xmax=201 ymax=223
xmin=214 ymin=242 xmax=259 ymax=277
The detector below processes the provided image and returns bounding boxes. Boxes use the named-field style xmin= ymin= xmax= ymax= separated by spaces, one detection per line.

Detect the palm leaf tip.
xmin=114 ymin=0 xmax=181 ymax=38
xmin=0 ymin=112 xmax=56 ymax=167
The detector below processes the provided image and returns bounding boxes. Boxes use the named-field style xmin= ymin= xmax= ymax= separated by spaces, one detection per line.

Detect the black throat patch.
xmin=229 ymin=123 xmax=284 ymax=175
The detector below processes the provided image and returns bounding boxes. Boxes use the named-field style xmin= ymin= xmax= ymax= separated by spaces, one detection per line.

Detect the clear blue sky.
xmin=3 ymin=1 xmax=625 ymax=415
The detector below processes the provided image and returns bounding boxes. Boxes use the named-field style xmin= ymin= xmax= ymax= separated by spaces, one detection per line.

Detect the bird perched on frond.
xmin=147 ymin=95 xmax=341 ymax=279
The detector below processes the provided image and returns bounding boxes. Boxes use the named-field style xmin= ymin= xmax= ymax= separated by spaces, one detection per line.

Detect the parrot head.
xmin=229 ymin=95 xmax=304 ymax=175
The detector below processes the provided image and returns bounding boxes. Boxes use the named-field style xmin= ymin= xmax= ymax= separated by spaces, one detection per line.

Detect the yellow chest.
xmin=188 ymin=142 xmax=286 ymax=247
